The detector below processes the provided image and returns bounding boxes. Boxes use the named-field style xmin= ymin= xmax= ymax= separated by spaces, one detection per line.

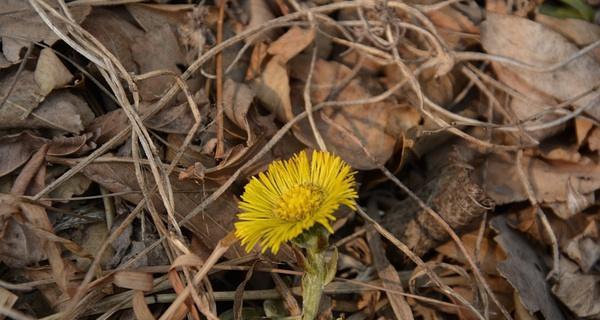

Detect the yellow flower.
xmin=235 ymin=150 xmax=358 ymax=254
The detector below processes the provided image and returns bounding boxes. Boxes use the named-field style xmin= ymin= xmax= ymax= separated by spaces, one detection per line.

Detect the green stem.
xmin=302 ymin=247 xmax=327 ymax=320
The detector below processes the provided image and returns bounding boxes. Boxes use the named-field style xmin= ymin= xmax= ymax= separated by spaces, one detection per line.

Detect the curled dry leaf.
xmin=481 ymin=13 xmax=600 ymax=122
xmin=223 ymin=79 xmax=256 ymax=144
xmin=34 ymin=48 xmax=73 ymax=96
xmin=0 ymin=131 xmax=92 ymax=178
xmin=0 ymin=2 xmax=91 ymax=62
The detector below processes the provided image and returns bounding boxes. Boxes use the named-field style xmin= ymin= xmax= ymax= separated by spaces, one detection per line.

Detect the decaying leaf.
xmin=552 ymin=259 xmax=600 ymax=318
xmin=82 ymin=8 xmax=144 ymax=72
xmin=481 ymin=152 xmax=600 ymax=205
xmin=0 ymin=131 xmax=92 ymax=178
xmin=131 ymin=24 xmax=186 ymax=101
xmin=0 ymin=2 xmax=91 ymax=62
xmin=78 ymin=161 xmax=245 ymax=258
xmin=490 ymin=215 xmax=565 ymax=320
xmin=481 ymin=13 xmax=600 ymax=122
xmin=288 ymin=58 xmax=398 ymax=169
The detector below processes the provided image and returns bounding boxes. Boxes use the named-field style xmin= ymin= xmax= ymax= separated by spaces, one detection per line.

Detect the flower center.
xmin=274 ymin=184 xmax=324 ymax=221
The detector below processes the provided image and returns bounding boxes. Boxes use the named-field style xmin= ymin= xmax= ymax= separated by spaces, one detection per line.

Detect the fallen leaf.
xmin=131 ymin=24 xmax=186 ymax=101
xmin=223 ymin=79 xmax=257 ymax=144
xmin=82 ymin=8 xmax=144 ymax=72
xmin=78 ymin=161 xmax=245 ymax=258
xmin=480 ymin=152 xmax=600 ymax=205
xmin=114 ymin=271 xmax=153 ymax=291
xmin=552 ymin=262 xmax=600 ymax=318
xmin=0 ymin=70 xmax=45 ymax=120
xmin=290 ymin=58 xmax=397 ymax=169
xmin=0 ymin=2 xmax=91 ymax=62
xmin=0 ymin=131 xmax=92 ymax=179
xmin=562 ymin=219 xmax=599 ymax=272
xmin=267 ymin=27 xmax=316 ymax=63
xmin=490 ymin=215 xmax=565 ymax=320
xmin=588 ymin=127 xmax=600 ymax=151
xmin=481 ymin=13 xmax=600 ymax=122
xmin=126 ymin=3 xmax=189 ymax=33
xmin=253 ymin=56 xmax=294 ymax=122
xmin=27 ymin=91 xmax=95 ymax=133
xmin=426 ymin=6 xmax=479 ymax=49
xmin=34 ymin=48 xmax=73 ymax=96
xmin=492 ymin=65 xmax=563 ymax=141
xmin=245 ymin=42 xmax=268 ymax=80
xmin=436 ymin=231 xmax=505 ymax=275
xmin=86 ymin=109 xmax=129 ymax=145
xmin=244 ymin=0 xmax=277 ymax=44
xmin=0 ymin=132 xmax=44 ymax=177
xmin=535 ymin=14 xmax=600 ymax=62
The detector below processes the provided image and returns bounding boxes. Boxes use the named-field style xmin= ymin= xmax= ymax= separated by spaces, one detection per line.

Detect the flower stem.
xmin=299 ymin=230 xmax=337 ymax=320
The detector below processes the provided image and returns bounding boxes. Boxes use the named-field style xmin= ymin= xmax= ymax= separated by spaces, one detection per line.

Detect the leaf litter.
xmin=0 ymin=0 xmax=599 ymax=319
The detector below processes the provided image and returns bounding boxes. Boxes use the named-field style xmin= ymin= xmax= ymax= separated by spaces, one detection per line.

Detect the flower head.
xmin=235 ymin=150 xmax=357 ymax=253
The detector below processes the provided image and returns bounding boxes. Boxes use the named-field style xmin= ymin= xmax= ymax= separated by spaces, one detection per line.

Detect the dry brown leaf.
xmin=114 ymin=271 xmax=153 ymax=291
xmin=267 ymin=27 xmax=316 ymax=63
xmin=562 ymin=219 xmax=599 ymax=272
xmin=0 ymin=131 xmax=91 ymax=179
xmin=131 ymin=24 xmax=186 ymax=101
xmin=0 ymin=2 xmax=91 ymax=62
xmin=491 ymin=215 xmax=565 ymax=320
xmin=34 ymin=48 xmax=73 ymax=96
xmin=481 ymin=152 xmax=600 ymax=205
xmin=481 ymin=13 xmax=600 ymax=122
xmin=0 ymin=70 xmax=45 ymax=119
xmin=244 ymin=0 xmax=277 ymax=44
xmin=492 ymin=64 xmax=563 ymax=141
xmin=78 ymin=161 xmax=245 ymax=258
xmin=253 ymin=55 xmax=294 ymax=122
xmin=436 ymin=231 xmax=505 ymax=275
xmin=0 ymin=71 xmax=95 ymax=132
xmin=426 ymin=6 xmax=479 ymax=49
xmin=535 ymin=14 xmax=600 ymax=62
xmin=366 ymin=228 xmax=414 ymax=320
xmin=589 ymin=127 xmax=600 ymax=151
xmin=290 ymin=58 xmax=397 ymax=169
xmin=245 ymin=42 xmax=269 ymax=80
xmin=575 ymin=118 xmax=594 ymax=147
xmin=86 ymin=109 xmax=129 ymax=145
xmin=127 ymin=3 xmax=189 ymax=33
xmin=0 ymin=132 xmax=43 ymax=177
xmin=552 ymin=259 xmax=600 ymax=318
xmin=223 ymin=79 xmax=256 ymax=144
xmin=82 ymin=8 xmax=144 ymax=72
